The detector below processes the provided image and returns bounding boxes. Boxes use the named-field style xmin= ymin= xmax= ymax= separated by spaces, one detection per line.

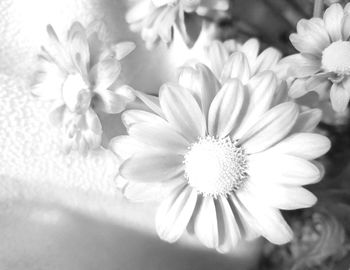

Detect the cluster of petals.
xmin=283 ymin=3 xmax=350 ymax=112
xmin=205 ymin=38 xmax=286 ymax=81
xmin=32 ymin=21 xmax=135 ymax=154
xmin=126 ymin=0 xmax=229 ymax=48
xmin=111 ymin=49 xmax=331 ymax=251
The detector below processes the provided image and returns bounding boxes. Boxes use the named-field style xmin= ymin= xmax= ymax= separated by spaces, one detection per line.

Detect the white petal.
xmin=93 ymin=89 xmax=126 ymax=114
xmin=289 ymin=78 xmax=308 ymax=99
xmin=330 ymin=83 xmax=350 ymax=112
xmin=252 ymin=47 xmax=282 ymax=75
xmin=240 ymin=102 xmax=299 ymax=154
xmin=90 ymin=58 xmax=121 ymax=91
xmin=246 ymin=181 xmax=317 ymax=210
xmin=291 ymin=108 xmax=322 ymax=133
xmin=240 ymin=38 xmax=259 ymax=69
xmin=120 ymin=152 xmax=184 ymax=182
xmin=236 ymin=191 xmax=293 ymax=245
xmin=194 ymin=197 xmax=219 ymax=249
xmin=291 ymin=19 xmax=330 ymax=55
xmin=248 ymin=153 xmax=321 ymax=185
xmin=220 ymin=52 xmax=251 ymax=84
xmin=156 ymin=186 xmax=197 ymax=243
xmin=109 ymin=135 xmax=147 ymax=160
xmin=132 ymin=90 xmax=163 ymax=116
xmin=128 ymin=122 xmax=189 ymax=154
xmin=208 ymin=79 xmax=246 ymax=138
xmin=114 ymin=41 xmax=136 ymax=60
xmin=266 ymin=133 xmax=331 ymax=160
xmin=49 ymin=102 xmax=66 ymax=126
xmin=122 ymin=109 xmax=166 ymax=128
xmin=216 ymin=197 xmax=241 ymax=252
xmin=177 ymin=66 xmax=200 ymax=100
xmin=67 ymin=22 xmax=90 ymax=69
xmin=195 ymin=63 xmax=221 ymax=119
xmin=206 ymin=40 xmax=230 ymax=79
xmin=323 ymin=3 xmax=344 ymax=42
xmin=228 ymin=194 xmax=259 ymax=241
xmin=85 ymin=108 xmax=102 ymax=134
xmin=342 ymin=13 xmax=350 ymax=40
xmin=119 ymin=178 xmax=164 ymax=202
xmin=282 ymin=53 xmax=321 ymax=78
xmin=160 ymin=83 xmax=205 ymax=141
xmin=234 ymin=71 xmax=278 ymax=138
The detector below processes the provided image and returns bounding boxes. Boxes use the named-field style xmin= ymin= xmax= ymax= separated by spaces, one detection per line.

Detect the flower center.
xmin=62 ymin=73 xmax=92 ymax=114
xmin=322 ymin=41 xmax=350 ymax=74
xmin=184 ymin=136 xmax=248 ymax=198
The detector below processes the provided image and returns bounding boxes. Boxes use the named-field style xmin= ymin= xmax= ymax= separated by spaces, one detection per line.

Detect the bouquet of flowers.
xmin=22 ymin=0 xmax=350 ymax=269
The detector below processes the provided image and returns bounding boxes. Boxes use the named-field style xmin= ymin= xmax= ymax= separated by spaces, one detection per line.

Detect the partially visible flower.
xmin=32 ymin=21 xmax=136 ymax=154
xmin=205 ymin=38 xmax=284 ymax=81
xmin=126 ymin=0 xmax=229 ymax=49
xmin=111 ymin=57 xmax=330 ymax=252
xmin=283 ymin=3 xmax=350 ymax=112
xmin=262 ymin=209 xmax=349 ymax=270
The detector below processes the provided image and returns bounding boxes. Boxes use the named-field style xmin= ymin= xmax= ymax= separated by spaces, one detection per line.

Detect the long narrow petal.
xmin=240 ymin=102 xmax=299 ymax=154
xmin=208 ymin=79 xmax=246 ymax=138
xmin=67 ymin=22 xmax=90 ymax=69
xmin=266 ymin=133 xmax=331 ymax=160
xmin=240 ymin=38 xmax=259 ymax=69
xmin=342 ymin=13 xmax=350 ymax=40
xmin=160 ymin=83 xmax=205 ymax=141
xmin=216 ymin=197 xmax=241 ymax=252
xmin=291 ymin=108 xmax=322 ymax=133
xmin=85 ymin=108 xmax=102 ymax=134
xmin=236 ymin=191 xmax=293 ymax=245
xmin=93 ymin=89 xmax=126 ymax=114
xmin=220 ymin=52 xmax=251 ymax=84
xmin=252 ymin=48 xmax=282 ymax=75
xmin=330 ymin=83 xmax=350 ymax=112
xmin=196 ymin=63 xmax=221 ymax=119
xmin=128 ymin=122 xmax=190 ymax=154
xmin=206 ymin=40 xmax=230 ymax=79
xmin=234 ymin=71 xmax=277 ymax=138
xmin=156 ymin=185 xmax=198 ymax=243
xmin=114 ymin=41 xmax=136 ymax=60
xmin=248 ymin=153 xmax=321 ymax=185
xmin=323 ymin=3 xmax=344 ymax=42
xmin=246 ymin=181 xmax=317 ymax=210
xmin=281 ymin=53 xmax=321 ymax=78
xmin=120 ymin=152 xmax=184 ymax=182
xmin=194 ymin=197 xmax=219 ymax=249
xmin=109 ymin=135 xmax=148 ymax=160
xmin=132 ymin=90 xmax=164 ymax=116
xmin=122 ymin=109 xmax=166 ymax=128
xmin=90 ymin=58 xmax=121 ymax=91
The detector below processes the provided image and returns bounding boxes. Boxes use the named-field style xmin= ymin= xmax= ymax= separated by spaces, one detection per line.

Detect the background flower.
xmin=126 ymin=0 xmax=229 ymax=49
xmin=283 ymin=3 xmax=350 ymax=113
xmin=32 ymin=21 xmax=135 ymax=154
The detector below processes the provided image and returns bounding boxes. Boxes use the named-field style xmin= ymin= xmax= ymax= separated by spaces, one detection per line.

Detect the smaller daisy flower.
xmin=111 ymin=60 xmax=330 ymax=252
xmin=32 ymin=21 xmax=136 ymax=154
xmin=126 ymin=0 xmax=229 ymax=49
xmin=283 ymin=3 xmax=350 ymax=112
xmin=205 ymin=38 xmax=284 ymax=82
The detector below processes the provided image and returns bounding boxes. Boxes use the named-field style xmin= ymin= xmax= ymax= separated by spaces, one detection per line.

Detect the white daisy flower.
xmin=283 ymin=3 xmax=350 ymax=112
xmin=32 ymin=21 xmax=136 ymax=154
xmin=205 ymin=38 xmax=284 ymax=81
xmin=126 ymin=0 xmax=229 ymax=49
xmin=111 ymin=60 xmax=330 ymax=251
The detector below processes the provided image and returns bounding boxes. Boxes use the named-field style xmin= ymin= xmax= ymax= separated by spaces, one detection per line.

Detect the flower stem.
xmin=313 ymin=0 xmax=324 ymax=18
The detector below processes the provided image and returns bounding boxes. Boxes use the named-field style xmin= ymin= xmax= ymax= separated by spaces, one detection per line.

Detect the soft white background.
xmin=0 ymin=0 xmax=260 ymax=269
